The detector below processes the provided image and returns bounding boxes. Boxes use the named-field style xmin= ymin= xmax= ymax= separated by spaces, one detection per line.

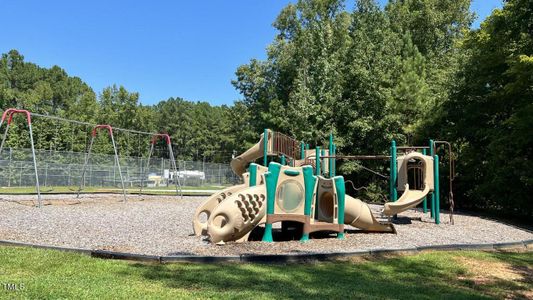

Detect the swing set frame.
xmin=0 ymin=108 xmax=183 ymax=206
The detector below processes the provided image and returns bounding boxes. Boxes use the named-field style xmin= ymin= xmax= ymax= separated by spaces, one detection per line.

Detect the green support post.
xmin=249 ymin=163 xmax=257 ymax=187
xmin=321 ymin=148 xmax=325 ymax=176
xmin=262 ymin=162 xmax=281 ymax=242
xmin=434 ymin=155 xmax=440 ymax=224
xmin=429 ymin=139 xmax=435 ymax=219
xmin=329 ymin=133 xmax=333 ymax=178
xmin=306 ymin=143 xmax=309 ymax=151
xmin=390 ymin=140 xmax=397 ymax=201
xmin=422 ymin=148 xmax=427 ymax=213
xmin=280 ymin=154 xmax=286 ymax=165
xmin=263 ymin=128 xmax=268 ymax=167
xmin=301 ymin=165 xmax=317 ymax=242
xmin=390 ymin=144 xmax=393 ymax=200
xmin=300 ymin=142 xmax=305 ymax=160
xmin=315 ymin=147 xmax=321 ymax=176
xmin=332 ymin=144 xmax=337 ymax=177
xmin=334 ymin=176 xmax=345 ymax=239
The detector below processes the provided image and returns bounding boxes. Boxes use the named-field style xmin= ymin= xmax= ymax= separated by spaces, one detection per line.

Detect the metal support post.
xmin=168 ymin=142 xmax=183 ymax=198
xmin=109 ymin=129 xmax=127 ymax=202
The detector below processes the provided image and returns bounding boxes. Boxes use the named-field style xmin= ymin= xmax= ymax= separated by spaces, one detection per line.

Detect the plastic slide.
xmin=230 ymin=131 xmax=270 ymax=177
xmin=383 ymin=152 xmax=433 ymax=216
xmin=345 ymin=195 xmax=394 ymax=232
xmin=383 ymin=183 xmax=430 ymax=216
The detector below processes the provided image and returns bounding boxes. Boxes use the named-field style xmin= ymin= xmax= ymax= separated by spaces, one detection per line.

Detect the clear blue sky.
xmin=0 ymin=0 xmax=502 ymax=106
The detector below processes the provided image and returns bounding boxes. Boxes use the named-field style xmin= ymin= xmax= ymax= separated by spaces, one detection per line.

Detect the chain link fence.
xmin=0 ymin=148 xmax=240 ymax=190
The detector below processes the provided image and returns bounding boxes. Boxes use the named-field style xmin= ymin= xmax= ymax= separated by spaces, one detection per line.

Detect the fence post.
xmin=8 ymin=147 xmax=12 ymax=187
xmin=113 ymin=153 xmax=117 ymax=188
xmin=159 ymin=157 xmax=163 ymax=186
xmin=202 ymin=155 xmax=206 ymax=186
xmin=67 ymin=164 xmax=71 ymax=186
xmin=18 ymin=161 xmax=22 ymax=187
xmin=44 ymin=163 xmax=49 ymax=187
xmin=218 ymin=163 xmax=222 ymax=185
xmin=183 ymin=161 xmax=187 ymax=187
xmin=139 ymin=157 xmax=143 ymax=188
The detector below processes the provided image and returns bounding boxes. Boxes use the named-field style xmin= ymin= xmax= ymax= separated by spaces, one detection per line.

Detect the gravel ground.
xmin=0 ymin=194 xmax=531 ymax=256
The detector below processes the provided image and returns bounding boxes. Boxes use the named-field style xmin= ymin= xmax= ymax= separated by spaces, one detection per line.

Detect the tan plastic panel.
xmin=207 ymin=184 xmax=267 ymax=243
xmin=271 ymin=165 xmax=306 ymax=216
xmin=397 ymin=152 xmax=434 ymax=192
xmin=314 ymin=176 xmax=338 ymax=224
xmin=192 ymin=184 xmax=246 ymax=236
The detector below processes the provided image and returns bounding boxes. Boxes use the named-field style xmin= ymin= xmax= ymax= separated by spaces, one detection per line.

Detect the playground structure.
xmin=0 ymin=108 xmax=184 ymax=205
xmin=193 ymin=129 xmax=453 ymax=243
xmin=0 ymin=108 xmax=453 ymax=244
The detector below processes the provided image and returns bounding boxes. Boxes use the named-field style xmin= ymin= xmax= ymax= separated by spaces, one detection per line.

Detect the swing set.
xmin=0 ymin=108 xmax=183 ymax=207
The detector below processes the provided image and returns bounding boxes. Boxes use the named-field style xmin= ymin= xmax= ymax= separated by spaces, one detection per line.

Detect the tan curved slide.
xmin=383 ymin=183 xmax=430 ymax=216
xmin=383 ymin=152 xmax=434 ymax=216
xmin=344 ymin=195 xmax=394 ymax=232
xmin=230 ymin=130 xmax=271 ymax=177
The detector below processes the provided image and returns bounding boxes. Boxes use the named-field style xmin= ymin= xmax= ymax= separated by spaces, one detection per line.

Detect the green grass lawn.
xmin=0 ymin=185 xmax=224 ymax=195
xmin=0 ymin=246 xmax=531 ymax=299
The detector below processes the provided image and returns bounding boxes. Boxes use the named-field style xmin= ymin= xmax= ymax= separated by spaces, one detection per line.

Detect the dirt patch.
xmin=456 ymin=256 xmax=523 ymax=282
xmin=455 ymin=255 xmax=533 ymax=299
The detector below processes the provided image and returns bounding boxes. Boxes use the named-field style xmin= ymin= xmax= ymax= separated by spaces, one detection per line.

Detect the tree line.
xmin=0 ymin=51 xmax=252 ymax=161
xmin=0 ymin=0 xmax=531 ymax=218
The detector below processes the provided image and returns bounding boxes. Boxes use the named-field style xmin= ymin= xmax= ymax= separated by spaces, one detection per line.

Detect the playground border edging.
xmin=370 ymin=247 xmax=419 ymax=255
xmin=0 ymin=239 xmax=530 ymax=264
xmin=91 ymin=250 xmax=162 ymax=263
xmin=161 ymin=255 xmax=241 ymax=263
xmin=0 ymin=239 xmax=93 ymax=255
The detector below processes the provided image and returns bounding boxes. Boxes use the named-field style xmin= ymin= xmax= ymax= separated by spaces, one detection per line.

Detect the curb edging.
xmin=0 ymin=239 xmax=530 ymax=264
